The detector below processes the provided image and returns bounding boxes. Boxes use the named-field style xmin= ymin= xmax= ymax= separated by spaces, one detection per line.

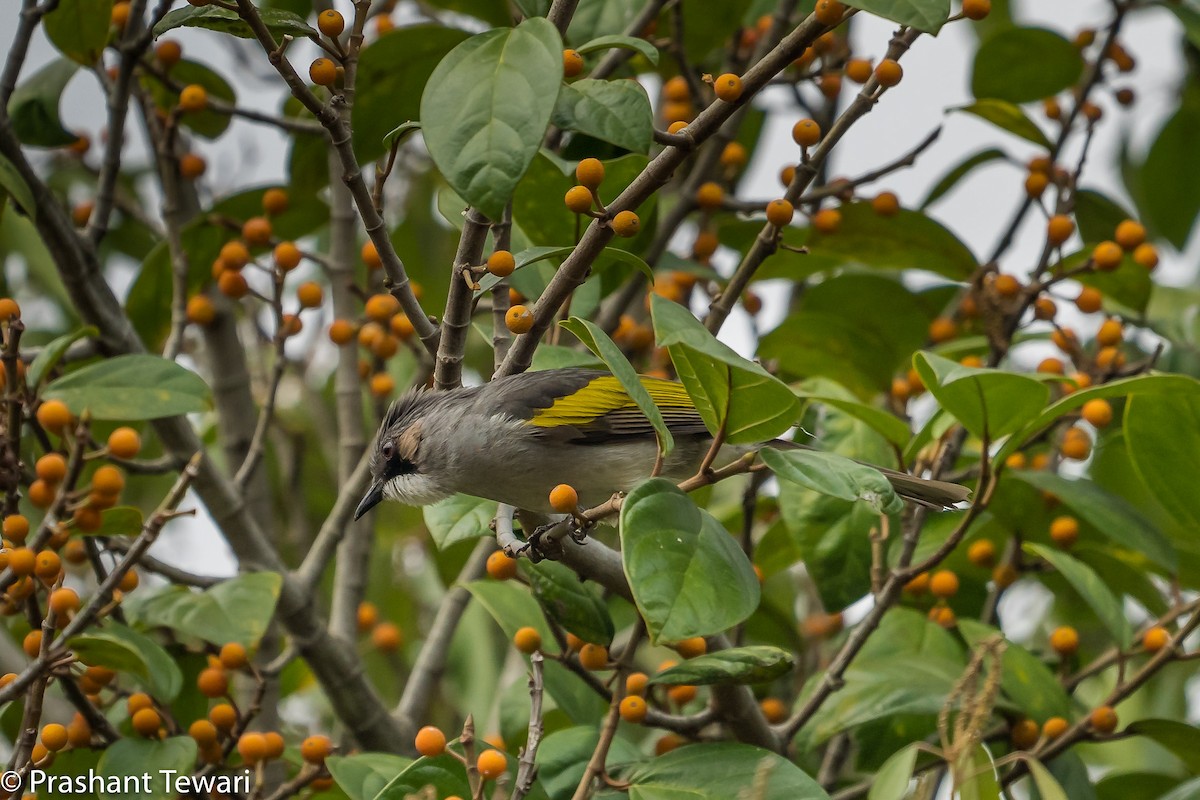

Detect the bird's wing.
xmin=487 ymin=369 xmax=709 ymax=443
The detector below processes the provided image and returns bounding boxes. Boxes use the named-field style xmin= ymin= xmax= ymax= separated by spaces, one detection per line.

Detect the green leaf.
xmin=650 ymin=646 xmax=793 ymax=686
xmin=551 ymin=78 xmax=652 ymax=154
xmin=807 ymin=202 xmax=977 ymax=279
xmin=91 ymin=506 xmax=144 ymax=537
xmin=620 ymin=479 xmax=760 ymax=643
xmin=1025 ymin=543 xmax=1132 ymax=648
xmin=957 ymin=619 xmax=1072 ymax=721
xmin=575 ymin=34 xmax=659 ymax=65
xmin=536 ymin=727 xmax=642 ymax=800
xmin=45 ymin=0 xmax=112 ymax=63
xmin=1139 ymin=81 xmax=1200 ymax=249
xmin=779 ymin=492 xmax=876 ymax=610
xmin=381 ymin=120 xmax=421 ymax=150
xmin=560 ymin=317 xmax=673 ymax=456
xmin=914 ymin=351 xmax=1049 ymax=440
xmin=420 ymin=18 xmax=563 ymax=219
xmin=325 ymin=753 xmax=412 ymax=800
xmin=1074 ymin=188 xmax=1133 ymax=245
xmin=1126 ymin=392 xmax=1200 ymax=534
xmin=463 ymin=579 xmax=557 ymax=650
xmin=761 ymin=448 xmax=902 ymax=515
xmin=1028 ymin=759 xmax=1069 ymax=800
xmin=1125 ymin=719 xmax=1200 ymax=774
xmin=127 ymin=572 xmax=283 ymax=648
xmin=869 ymin=744 xmax=919 ymax=800
xmin=97 ymin=737 xmax=197 ymax=800
xmin=955 ymin=100 xmax=1052 ymax=149
xmin=650 ymin=294 xmax=800 ymax=444
xmin=1159 ymin=777 xmax=1200 ymax=800
xmin=153 ymin=4 xmax=318 ymax=39
xmin=1010 ymin=471 xmax=1175 ymax=572
xmin=27 ymin=326 xmax=97 ymax=388
xmin=797 ymin=393 xmax=911 ymax=448
xmin=0 ymin=154 xmax=36 ymax=220
xmin=43 ymin=354 xmax=210 ymax=420
xmin=921 ymin=148 xmax=1007 ymax=209
xmin=971 ymin=28 xmax=1083 ymax=104
xmin=525 ymin=559 xmax=615 ymax=646
xmin=8 ymin=58 xmax=79 ymax=148
xmin=624 ymin=742 xmax=830 ymax=800
xmin=69 ymin=623 xmax=183 ymax=701
xmin=566 ymin=0 xmax=642 ymax=44
xmin=142 ymin=59 xmax=235 ymax=140
xmin=423 ymin=494 xmax=495 ymax=549
xmin=845 ymin=0 xmax=950 ymax=33
xmin=956 ymin=745 xmax=1001 ymax=800
xmin=376 ymin=752 xmax=475 ymax=799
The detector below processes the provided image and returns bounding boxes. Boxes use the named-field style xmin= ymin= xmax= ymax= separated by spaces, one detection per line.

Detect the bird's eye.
xmin=381 ymin=442 xmax=395 ymax=460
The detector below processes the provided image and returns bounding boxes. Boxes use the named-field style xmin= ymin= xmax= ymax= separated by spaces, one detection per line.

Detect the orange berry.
xmin=365 ymin=293 xmax=400 ymax=322
xmin=3 ymin=514 xmax=29 ymax=544
xmin=1132 ymin=243 xmax=1158 ymax=270
xmin=1081 ymin=398 xmax=1113 ymax=428
xmin=993 ymin=274 xmax=1020 ymax=298
xmin=132 ymin=708 xmax=162 ymax=737
xmin=720 ymin=141 xmax=747 ymax=169
xmin=179 ymin=153 xmax=206 ymax=179
xmin=1092 ymin=241 xmax=1123 ymax=271
xmin=1042 ymin=717 xmax=1069 ymax=740
xmin=1096 ymin=318 xmax=1123 ymax=347
xmin=967 ymin=540 xmax=997 ymax=568
xmin=625 ymin=672 xmax=649 ymax=696
xmin=1142 ymin=625 xmax=1169 ymax=653
xmin=1096 ymin=346 xmax=1125 ymax=370
xmin=1049 ymin=625 xmax=1079 ymax=656
xmin=928 ymin=317 xmax=957 ymax=343
xmin=1047 ymin=215 xmax=1075 ymax=245
xmin=1075 ymin=286 xmax=1103 ymax=313
xmin=1061 ymin=429 xmax=1091 ymax=460
xmin=814 ymin=0 xmax=845 ymax=25
xmin=262 ymin=188 xmax=288 ymax=215
xmin=40 ymin=723 xmax=68 ymax=752
xmin=993 ymin=564 xmax=1019 ymax=588
xmin=563 ymin=185 xmax=595 ymax=215
xmin=375 ymin=14 xmax=394 ymax=34
xmin=35 ymin=550 xmax=61 ymax=580
xmin=111 ymin=2 xmax=130 ymax=27
xmin=293 ymin=281 xmax=322 ymax=310
xmin=563 ymin=49 xmax=584 ymax=78
xmin=326 ymin=319 xmax=355 ymax=346
xmin=91 ymin=465 xmax=124 ymax=496
xmin=486 ymin=250 xmax=516 ymax=278
xmin=186 ymin=294 xmax=216 ymax=325
xmin=359 ymin=241 xmax=382 ymax=270
xmin=1088 ymin=705 xmax=1117 ymax=734
xmin=155 ymin=40 xmax=182 ymax=68
xmin=241 ymin=216 xmax=272 ymax=247
xmin=127 ymin=692 xmax=153 ymax=715
xmin=1011 ymin=718 xmax=1040 ymax=749
xmin=872 ymin=191 xmax=900 ymax=217
xmin=219 ymin=642 xmax=248 ymax=670
xmin=668 ymin=684 xmax=697 ymax=705
xmin=197 ymin=667 xmax=228 ymax=698
xmin=0 ymin=297 xmax=19 ymax=321
xmin=619 ymin=695 xmax=648 ymax=723
xmin=612 ymin=210 xmax=640 ymax=237
xmin=845 ymin=58 xmax=873 ymax=83
xmin=37 ymin=399 xmax=73 ymax=433
xmin=178 ymin=84 xmax=207 ymax=112
xmin=675 ymin=637 xmax=706 ymax=658
xmin=356 ymin=602 xmax=378 ymax=633
xmin=1037 ymin=357 xmax=1064 ymax=375
xmin=663 ymin=76 xmax=689 ymax=102
xmin=962 ymin=0 xmax=991 ymax=19
xmin=779 ymin=164 xmax=797 ymax=186
xmin=372 ymin=621 xmax=402 ymax=651
xmin=486 ymin=550 xmax=518 ymax=580
xmin=695 ymin=182 xmax=724 ymax=210
xmin=273 ymin=241 xmax=301 ymax=272
xmin=505 ymin=305 xmax=534 ymax=335
xmin=812 ymin=208 xmax=841 ymax=234
xmin=318 ymin=8 xmax=344 ymax=36
xmin=67 ymin=714 xmax=92 ymax=748
xmin=184 ymin=720 xmax=217 ymax=750
xmin=765 ymin=199 xmax=794 ymax=227
xmin=72 ymin=201 xmax=93 ymax=227
xmin=9 ymin=548 xmax=34 ymax=576
xmin=390 ymin=314 xmax=415 ymax=340
xmin=1034 ymin=296 xmax=1057 ymax=321
xmin=549 ymin=483 xmax=579 ymax=513
xmin=929 ymin=606 xmax=957 ymax=628
xmin=477 ymin=749 xmax=506 ymax=780
xmin=1114 ymin=219 xmax=1146 ymax=251
xmin=760 ymin=697 xmax=787 ymax=723
xmin=294 ymin=733 xmax=330 ymax=764
xmin=1049 ymin=515 xmax=1079 ymax=548
xmin=692 ymin=231 xmax=719 ymax=259
xmin=309 ymin=58 xmax=338 ymax=86
xmin=370 ymin=373 xmax=395 ymax=398
xmin=578 ymin=643 xmax=608 ymax=670
xmin=106 ymin=427 xmax=141 ymax=459
xmin=219 ymin=240 xmax=249 ymax=270
xmin=513 ymin=626 xmax=542 ymax=654
xmin=713 ymin=73 xmax=743 ymax=102
xmin=237 ymin=732 xmax=269 ymax=764
xmin=209 ymin=703 xmax=237 ymax=730
xmin=929 ymin=570 xmax=959 ymax=598
xmin=874 ymin=59 xmax=903 ymax=87
xmin=904 ymin=571 xmax=930 ymax=595
xmin=655 ymin=733 xmax=684 ymax=755
xmin=792 ymin=118 xmax=821 ymax=147
xmin=1025 ymin=171 xmax=1049 ymax=198
xmin=48 ymin=587 xmax=79 ymax=616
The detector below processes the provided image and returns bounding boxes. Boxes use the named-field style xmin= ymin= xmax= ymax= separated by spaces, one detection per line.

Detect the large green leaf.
xmin=143 ymin=59 xmax=235 ymax=139
xmin=127 ymin=572 xmax=282 ymax=648
xmin=1139 ymin=81 xmax=1200 ymax=249
xmin=463 ymin=579 xmax=557 ymax=650
xmin=620 ymin=479 xmax=760 ymax=643
xmin=69 ymin=623 xmax=183 ymax=701
xmin=1124 ymin=719 xmax=1200 ymax=774
xmin=1126 ymin=392 xmax=1200 ymax=534
xmin=97 ymin=738 xmax=197 ymax=800
xmin=423 ymin=494 xmax=495 ymax=549
xmin=795 ymin=391 xmax=912 ymax=448
xmin=45 ymin=0 xmax=112 ymax=64
xmin=778 ymin=492 xmax=875 ymax=611
xmin=624 ymin=742 xmax=830 ymax=800
xmin=921 ymin=147 xmax=1007 ymax=209
xmin=552 ymin=78 xmax=652 ymax=154
xmin=420 ymin=18 xmax=563 ymax=219
xmin=326 ymin=753 xmax=412 ymax=800
xmin=1028 ymin=759 xmax=1069 ymax=800
xmin=376 ymin=753 xmax=476 ymax=799
xmin=869 ymin=744 xmax=919 ymax=800
xmin=806 ymin=202 xmax=977 ymax=279
xmin=43 ymin=354 xmax=210 ymax=420
xmin=1011 ymin=470 xmax=1175 ymax=572
xmin=761 ymin=448 xmax=902 ymax=515
xmin=914 ymin=351 xmax=1049 ymax=440
xmin=536 ymin=727 xmax=642 ymax=800
xmin=1025 ymin=543 xmax=1133 ymax=648
xmin=649 ymin=646 xmax=793 ymax=686
xmin=971 ymin=28 xmax=1083 ymax=104
xmin=154 ymin=4 xmax=318 ymax=38
xmin=955 ymin=100 xmax=1052 ymax=149
xmin=27 ymin=326 xmax=97 ymax=388
xmin=575 ymin=34 xmax=659 ymax=65
xmin=1074 ymin=188 xmax=1134 ymax=244
xmin=846 ymin=0 xmax=950 ymax=33
xmin=524 ymin=559 xmax=615 ymax=646
xmin=650 ymin=294 xmax=800 ymax=444
xmin=8 ymin=58 xmax=79 ymax=148
xmin=957 ymin=619 xmax=1072 ymax=721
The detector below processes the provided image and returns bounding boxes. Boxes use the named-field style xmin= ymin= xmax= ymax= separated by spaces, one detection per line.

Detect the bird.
xmin=353 ymin=368 xmax=969 ymax=521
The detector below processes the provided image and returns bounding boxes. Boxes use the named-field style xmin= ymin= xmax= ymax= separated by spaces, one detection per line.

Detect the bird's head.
xmin=354 ymin=389 xmax=455 ymax=518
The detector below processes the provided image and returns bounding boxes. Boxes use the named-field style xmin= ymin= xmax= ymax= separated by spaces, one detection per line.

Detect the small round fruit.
xmin=1092 ymin=241 xmax=1123 ymax=271
xmin=619 ymin=695 xmax=648 ymax=723
xmin=625 ymin=672 xmax=649 ymax=696
xmin=22 ymin=630 xmax=42 ymax=658
xmin=675 ymin=637 xmax=706 ymax=659
xmin=845 ymin=58 xmax=873 ymax=83
xmin=35 ymin=551 xmax=62 ymax=580
xmin=178 ymin=84 xmax=207 ymax=112
xmin=486 ymin=250 xmax=516 ymax=278
xmin=8 ymin=548 xmax=35 ymax=577
xmin=132 ymin=708 xmax=162 ymax=737
xmin=663 ymin=76 xmax=689 ymax=102
xmin=189 ymin=719 xmax=218 ymax=746
xmin=1060 ymin=429 xmax=1091 ymax=460
xmin=904 ymin=571 xmax=930 ymax=595
xmin=197 ymin=667 xmax=228 ymax=698
xmin=993 ymin=564 xmax=1018 ymax=588
xmin=0 ymin=297 xmax=20 ymax=320
xmin=365 ymin=293 xmax=401 ymax=322
xmin=1037 ymin=357 xmax=1064 ymax=375
xmin=993 ymin=274 xmax=1020 ymax=297
xmin=1142 ymin=625 xmax=1169 ymax=653
xmin=564 ymin=185 xmax=593 ymax=214
xmin=612 ymin=210 xmax=640 ymax=237
xmin=179 ymin=153 xmax=206 ymax=179
xmin=1042 ymin=717 xmax=1069 ymax=740
xmin=295 ymin=733 xmax=331 ymax=764
xmin=967 ymin=540 xmax=997 ymax=568
xmin=874 ymin=59 xmax=903 ymax=87
xmin=91 ymin=465 xmax=125 ymax=496
xmin=549 ymin=483 xmax=579 ymax=513
xmin=513 ymin=626 xmax=542 ymax=654
xmin=576 ymin=158 xmax=605 ymax=189
xmin=486 ymin=550 xmax=518 ymax=580
xmin=1090 ymin=706 xmax=1118 ymax=734
xmin=1075 ymin=286 xmax=1103 ymax=314
xmin=928 ymin=317 xmax=957 ymax=343
xmin=792 ymin=118 xmax=821 ymax=147
xmin=578 ymin=643 xmax=608 ymax=670
xmin=1047 ymin=215 xmax=1075 ymax=246
xmin=219 ymin=642 xmax=248 ymax=670
xmin=209 ymin=703 xmax=237 ymax=730
xmin=1096 ymin=318 xmax=1123 ymax=348
xmin=361 ymin=240 xmax=382 ymax=269
xmin=372 ymin=621 xmax=402 ymax=651
xmin=929 ymin=570 xmax=959 ymax=598
xmin=187 ymin=294 xmax=216 ymax=326
xmin=765 ymin=199 xmax=794 ymax=227
xmin=3 ymin=514 xmax=29 ymax=543
xmin=37 ymin=399 xmax=73 ymax=433
xmin=814 ymin=0 xmax=845 ymax=25
xmin=29 ymin=480 xmax=55 ymax=509
xmin=370 ymin=373 xmax=394 ymax=398
xmin=760 ymin=698 xmax=787 ymax=723
xmin=563 ymin=49 xmax=584 ymax=78
xmin=237 ymin=732 xmax=269 ymax=764
xmin=1049 ymin=625 xmax=1079 ymax=656
xmin=962 ymin=0 xmax=991 ymax=20
xmin=49 ymin=587 xmax=79 ymax=616
xmin=242 ymin=216 xmax=272 ymax=247
xmin=668 ymin=684 xmax=697 ymax=705
xmin=272 ymin=241 xmax=301 ymax=272
xmin=477 ymin=749 xmax=507 ymax=780
xmin=296 ymin=281 xmax=323 ymax=309
xmin=262 ymin=188 xmax=289 ymax=215
xmin=155 ymin=40 xmax=182 ymax=68
xmin=1081 ymin=398 xmax=1113 ymax=428
xmin=720 ymin=141 xmax=747 ymax=168
xmin=318 ymin=9 xmax=344 ymax=37
xmin=713 ymin=73 xmax=743 ymax=102
xmin=329 ymin=320 xmax=356 ymax=346
xmin=40 ymin=723 xmax=68 ymax=752
xmin=1114 ymin=219 xmax=1146 ymax=251
xmin=872 ymin=191 xmax=900 ymax=217
xmin=812 ymin=208 xmax=841 ymax=234
xmin=1011 ymin=718 xmax=1039 ymax=749
xmin=1132 ymin=243 xmax=1158 ymax=270
xmin=1049 ymin=515 xmax=1079 ymax=548
xmin=505 ymin=305 xmax=534 ymax=335
xmin=309 ymin=58 xmax=338 ymax=87
xmin=695 ymin=182 xmax=724 ymax=210
xmin=1034 ymin=296 xmax=1058 ymax=321
xmin=107 ymin=427 xmax=141 ymax=459
xmin=415 ymin=725 xmax=446 ymax=757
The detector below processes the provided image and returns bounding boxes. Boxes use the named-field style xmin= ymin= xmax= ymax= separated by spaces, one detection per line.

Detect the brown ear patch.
xmin=397 ymin=422 xmax=422 ymax=462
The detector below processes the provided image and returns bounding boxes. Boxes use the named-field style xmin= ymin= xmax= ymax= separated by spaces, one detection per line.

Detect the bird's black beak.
xmin=354 ymin=480 xmax=384 ymax=520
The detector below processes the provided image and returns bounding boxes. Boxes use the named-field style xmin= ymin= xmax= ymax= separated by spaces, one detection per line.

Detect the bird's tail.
xmin=767 ymin=440 xmax=971 ymax=509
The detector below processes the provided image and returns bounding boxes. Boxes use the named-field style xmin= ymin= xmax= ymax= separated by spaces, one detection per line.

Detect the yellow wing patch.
xmin=529 ymin=375 xmax=695 ymax=428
